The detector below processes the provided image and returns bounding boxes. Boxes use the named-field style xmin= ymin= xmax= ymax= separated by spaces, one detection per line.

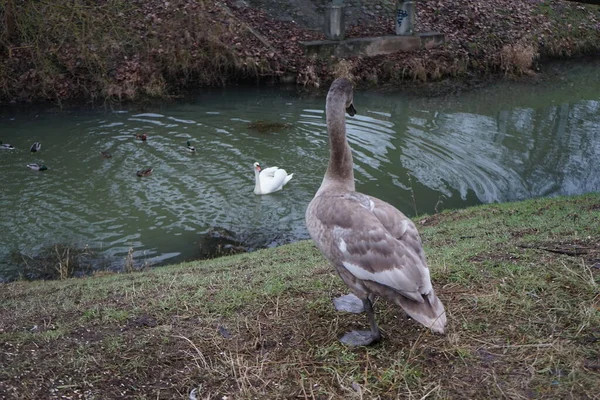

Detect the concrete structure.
xmin=395 ymin=0 xmax=414 ymax=35
xmin=324 ymin=3 xmax=346 ymax=40
xmin=300 ymin=32 xmax=444 ymax=58
xmin=300 ymin=0 xmax=444 ymax=58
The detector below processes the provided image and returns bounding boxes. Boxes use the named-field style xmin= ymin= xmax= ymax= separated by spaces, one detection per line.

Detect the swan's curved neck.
xmin=254 ymin=169 xmax=262 ymax=194
xmin=323 ymin=94 xmax=354 ymax=191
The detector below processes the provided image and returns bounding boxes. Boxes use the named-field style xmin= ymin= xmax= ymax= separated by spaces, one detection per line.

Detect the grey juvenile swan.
xmin=305 ymin=78 xmax=447 ymax=346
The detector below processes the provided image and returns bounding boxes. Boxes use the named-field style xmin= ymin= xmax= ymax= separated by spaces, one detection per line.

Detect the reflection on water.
xmin=401 ymin=100 xmax=600 ymax=206
xmin=1 ymin=60 xmax=600 ymax=279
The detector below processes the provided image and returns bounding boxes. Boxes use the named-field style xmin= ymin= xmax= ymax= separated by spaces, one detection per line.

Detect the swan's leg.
xmin=339 ymin=298 xmax=381 ymax=346
xmin=333 ymin=293 xmax=365 ymax=313
xmin=333 ymin=293 xmax=376 ymax=314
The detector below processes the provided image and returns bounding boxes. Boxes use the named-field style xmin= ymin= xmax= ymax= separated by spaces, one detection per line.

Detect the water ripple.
xmin=2 ymin=75 xmax=600 ymax=279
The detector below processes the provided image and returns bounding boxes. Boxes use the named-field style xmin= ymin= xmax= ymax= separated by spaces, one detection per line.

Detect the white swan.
xmin=253 ymin=162 xmax=293 ymax=195
xmin=305 ymin=78 xmax=447 ymax=346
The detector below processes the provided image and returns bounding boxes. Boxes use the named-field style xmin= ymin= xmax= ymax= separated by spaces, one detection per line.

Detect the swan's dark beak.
xmin=346 ymin=104 xmax=356 ymax=117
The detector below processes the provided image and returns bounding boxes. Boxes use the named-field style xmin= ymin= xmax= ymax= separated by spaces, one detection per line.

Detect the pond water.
xmin=1 ymin=60 xmax=599 ymax=280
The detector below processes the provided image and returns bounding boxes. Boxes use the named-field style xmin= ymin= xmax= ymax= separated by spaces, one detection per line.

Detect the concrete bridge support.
xmin=324 ymin=3 xmax=346 ymax=40
xmin=301 ymin=0 xmax=444 ymax=58
xmin=395 ymin=0 xmax=415 ymax=35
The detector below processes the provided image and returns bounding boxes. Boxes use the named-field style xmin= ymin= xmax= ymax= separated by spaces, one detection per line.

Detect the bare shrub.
xmin=11 ymin=244 xmax=95 ymax=280
xmin=408 ymin=58 xmax=428 ymax=82
xmin=297 ymin=64 xmax=320 ymax=88
xmin=0 ymin=0 xmax=249 ymax=103
xmin=332 ymin=59 xmax=355 ymax=82
xmin=500 ymin=43 xmax=538 ymax=76
xmin=124 ymin=247 xmax=135 ymax=273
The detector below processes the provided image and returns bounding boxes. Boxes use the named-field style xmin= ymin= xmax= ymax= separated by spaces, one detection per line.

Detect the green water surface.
xmin=1 ymin=60 xmax=599 ymax=279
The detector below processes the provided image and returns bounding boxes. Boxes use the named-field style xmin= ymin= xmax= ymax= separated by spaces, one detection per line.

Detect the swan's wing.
xmin=313 ymin=192 xmax=431 ymax=302
xmin=368 ymin=196 xmax=426 ymax=261
xmin=260 ymin=166 xmax=279 ymax=177
xmin=260 ymin=169 xmax=287 ymax=193
xmin=283 ymin=173 xmax=293 ymax=186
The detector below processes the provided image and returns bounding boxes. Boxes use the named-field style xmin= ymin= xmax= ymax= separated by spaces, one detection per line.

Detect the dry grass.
xmin=123 ymin=247 xmax=135 ymax=274
xmin=500 ymin=43 xmax=538 ymax=76
xmin=5 ymin=243 xmax=153 ymax=280
xmin=298 ymin=62 xmax=321 ymax=88
xmin=2 ymin=0 xmax=600 ymax=102
xmin=9 ymin=243 xmax=96 ymax=280
xmin=0 ymin=193 xmax=599 ymax=398
xmin=332 ymin=59 xmax=356 ymax=82
xmin=408 ymin=58 xmax=428 ymax=82
xmin=536 ymin=1 xmax=600 ymax=59
xmin=0 ymin=0 xmax=251 ymax=103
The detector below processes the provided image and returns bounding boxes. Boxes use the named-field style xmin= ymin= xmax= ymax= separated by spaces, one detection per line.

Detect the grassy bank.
xmin=1 ymin=193 xmax=599 ymax=399
xmin=0 ymin=0 xmax=253 ymax=103
xmin=1 ymin=0 xmax=600 ymax=103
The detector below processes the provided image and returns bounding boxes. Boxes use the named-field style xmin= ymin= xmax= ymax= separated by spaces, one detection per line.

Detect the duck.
xmin=305 ymin=78 xmax=447 ymax=346
xmin=253 ymin=162 xmax=293 ymax=195
xmin=136 ymin=168 xmax=153 ymax=177
xmin=0 ymin=141 xmax=15 ymax=150
xmin=100 ymin=151 xmax=112 ymax=158
xmin=135 ymin=133 xmax=148 ymax=141
xmin=186 ymin=140 xmax=196 ymax=152
xmin=30 ymin=142 xmax=41 ymax=152
xmin=27 ymin=163 xmax=48 ymax=171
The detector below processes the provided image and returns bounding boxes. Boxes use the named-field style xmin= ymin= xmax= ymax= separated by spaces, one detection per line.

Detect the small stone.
xmin=218 ymin=325 xmax=232 ymax=338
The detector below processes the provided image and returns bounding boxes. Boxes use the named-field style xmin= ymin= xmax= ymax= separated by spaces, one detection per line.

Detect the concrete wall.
xmin=301 ymin=32 xmax=444 ymax=58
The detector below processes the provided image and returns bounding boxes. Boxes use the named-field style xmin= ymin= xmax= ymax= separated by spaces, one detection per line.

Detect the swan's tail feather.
xmin=284 ymin=173 xmax=293 ymax=185
xmin=393 ymin=289 xmax=447 ymax=334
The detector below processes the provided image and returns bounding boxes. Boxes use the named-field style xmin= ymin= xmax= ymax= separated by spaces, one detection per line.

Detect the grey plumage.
xmin=305 ymin=78 xmax=447 ymax=346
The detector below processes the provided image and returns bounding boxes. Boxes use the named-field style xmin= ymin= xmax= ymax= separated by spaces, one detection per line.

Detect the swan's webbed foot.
xmin=338 ymin=297 xmax=382 ymax=347
xmin=333 ymin=294 xmax=365 ymax=314
xmin=340 ymin=330 xmax=381 ymax=347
